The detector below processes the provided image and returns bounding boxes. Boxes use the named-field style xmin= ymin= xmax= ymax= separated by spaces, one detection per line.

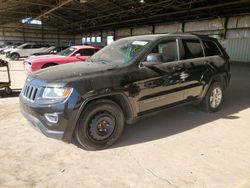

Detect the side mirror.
xmin=141 ymin=53 xmax=163 ymax=67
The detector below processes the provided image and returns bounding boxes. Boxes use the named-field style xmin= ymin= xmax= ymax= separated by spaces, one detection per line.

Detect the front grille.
xmin=22 ymin=84 xmax=39 ymax=101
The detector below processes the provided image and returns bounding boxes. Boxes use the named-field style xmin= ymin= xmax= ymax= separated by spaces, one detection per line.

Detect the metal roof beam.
xmin=33 ymin=0 xmax=73 ymax=20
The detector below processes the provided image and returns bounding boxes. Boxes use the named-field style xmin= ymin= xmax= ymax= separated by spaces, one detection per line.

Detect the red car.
xmin=24 ymin=45 xmax=100 ymax=73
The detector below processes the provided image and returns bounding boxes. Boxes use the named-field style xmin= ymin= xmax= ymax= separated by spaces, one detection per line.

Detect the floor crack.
xmin=125 ymin=148 xmax=179 ymax=188
xmin=146 ymin=168 xmax=179 ymax=188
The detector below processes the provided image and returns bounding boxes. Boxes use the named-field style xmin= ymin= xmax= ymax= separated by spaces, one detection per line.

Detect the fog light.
xmin=45 ymin=113 xmax=59 ymax=123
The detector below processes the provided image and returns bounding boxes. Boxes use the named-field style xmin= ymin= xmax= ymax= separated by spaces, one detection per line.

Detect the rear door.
xmin=30 ymin=44 xmax=43 ymax=55
xmin=179 ymin=38 xmax=207 ymax=100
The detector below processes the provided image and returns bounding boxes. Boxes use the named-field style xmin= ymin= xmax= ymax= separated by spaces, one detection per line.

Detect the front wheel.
xmin=200 ymin=82 xmax=224 ymax=113
xmin=75 ymin=100 xmax=125 ymax=150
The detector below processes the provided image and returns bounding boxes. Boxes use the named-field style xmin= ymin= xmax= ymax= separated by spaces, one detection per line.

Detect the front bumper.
xmin=20 ymin=105 xmax=64 ymax=140
xmin=19 ymin=88 xmax=80 ymax=142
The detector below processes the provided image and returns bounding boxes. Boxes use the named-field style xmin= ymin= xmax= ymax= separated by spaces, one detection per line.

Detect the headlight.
xmin=42 ymin=87 xmax=73 ymax=99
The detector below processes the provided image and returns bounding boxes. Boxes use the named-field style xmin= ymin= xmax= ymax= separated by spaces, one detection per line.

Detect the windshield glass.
xmin=58 ymin=47 xmax=76 ymax=56
xmin=88 ymin=39 xmax=149 ymax=65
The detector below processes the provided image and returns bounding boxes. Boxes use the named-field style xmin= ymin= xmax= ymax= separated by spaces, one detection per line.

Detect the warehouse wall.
xmin=81 ymin=14 xmax=250 ymax=62
xmin=0 ymin=23 xmax=76 ymax=46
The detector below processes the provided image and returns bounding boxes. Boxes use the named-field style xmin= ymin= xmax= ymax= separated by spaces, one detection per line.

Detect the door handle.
xmin=180 ymin=72 xmax=189 ymax=80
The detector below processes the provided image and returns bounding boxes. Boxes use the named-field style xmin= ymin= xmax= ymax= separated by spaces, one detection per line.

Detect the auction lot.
xmin=0 ymin=55 xmax=249 ymax=188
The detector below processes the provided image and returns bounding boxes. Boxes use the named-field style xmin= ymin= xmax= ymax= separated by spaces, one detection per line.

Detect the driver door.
xmin=136 ymin=39 xmax=186 ymax=114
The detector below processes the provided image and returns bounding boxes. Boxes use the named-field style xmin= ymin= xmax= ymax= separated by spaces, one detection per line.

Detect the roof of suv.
xmin=121 ymin=33 xmax=215 ymax=41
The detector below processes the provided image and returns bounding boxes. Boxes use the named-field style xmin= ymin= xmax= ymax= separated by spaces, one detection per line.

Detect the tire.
xmin=75 ymin=100 xmax=125 ymax=150
xmin=42 ymin=63 xmax=57 ymax=69
xmin=200 ymin=82 xmax=224 ymax=113
xmin=10 ymin=53 xmax=20 ymax=60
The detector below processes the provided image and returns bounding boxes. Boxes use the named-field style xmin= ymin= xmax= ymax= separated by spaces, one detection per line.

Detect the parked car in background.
xmin=9 ymin=43 xmax=50 ymax=60
xmin=24 ymin=45 xmax=100 ymax=73
xmin=20 ymin=34 xmax=231 ymax=150
xmin=30 ymin=46 xmax=68 ymax=57
xmin=0 ymin=45 xmax=7 ymax=54
xmin=3 ymin=46 xmax=16 ymax=56
xmin=0 ymin=43 xmax=21 ymax=54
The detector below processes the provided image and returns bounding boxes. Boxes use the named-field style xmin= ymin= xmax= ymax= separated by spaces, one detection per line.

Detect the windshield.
xmin=88 ymin=39 xmax=149 ymax=65
xmin=58 ymin=47 xmax=76 ymax=56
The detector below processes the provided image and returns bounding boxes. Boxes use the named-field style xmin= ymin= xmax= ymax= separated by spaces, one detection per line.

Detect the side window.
xmin=73 ymin=49 xmax=96 ymax=56
xmin=182 ymin=39 xmax=203 ymax=59
xmin=32 ymin=44 xmax=41 ymax=49
xmin=73 ymin=49 xmax=84 ymax=56
xmin=150 ymin=40 xmax=179 ymax=63
xmin=22 ymin=45 xmax=32 ymax=49
xmin=202 ymin=40 xmax=221 ymax=56
xmin=82 ymin=49 xmax=96 ymax=56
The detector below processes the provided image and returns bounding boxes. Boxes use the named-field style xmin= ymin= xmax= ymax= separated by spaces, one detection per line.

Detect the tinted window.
xmin=202 ymin=40 xmax=221 ymax=56
xmin=182 ymin=39 xmax=203 ymax=59
xmin=75 ymin=49 xmax=96 ymax=56
xmin=40 ymin=44 xmax=50 ymax=48
xmin=151 ymin=40 xmax=178 ymax=63
xmin=32 ymin=44 xmax=41 ymax=49
xmin=22 ymin=45 xmax=32 ymax=49
xmin=83 ymin=49 xmax=97 ymax=56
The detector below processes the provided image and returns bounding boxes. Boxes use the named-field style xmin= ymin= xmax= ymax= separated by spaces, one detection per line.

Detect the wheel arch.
xmin=42 ymin=62 xmax=58 ymax=68
xmin=199 ymin=72 xmax=229 ymax=102
xmin=10 ymin=52 xmax=20 ymax=57
xmin=62 ymin=93 xmax=135 ymax=142
xmin=77 ymin=93 xmax=134 ymax=123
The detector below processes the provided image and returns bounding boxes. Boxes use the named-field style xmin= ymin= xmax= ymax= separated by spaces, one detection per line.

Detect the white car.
xmin=1 ymin=45 xmax=15 ymax=54
xmin=9 ymin=43 xmax=50 ymax=60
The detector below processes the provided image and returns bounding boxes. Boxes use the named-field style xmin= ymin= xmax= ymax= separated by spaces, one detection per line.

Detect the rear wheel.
xmin=10 ymin=53 xmax=20 ymax=60
xmin=201 ymin=82 xmax=224 ymax=113
xmin=75 ymin=100 xmax=125 ymax=150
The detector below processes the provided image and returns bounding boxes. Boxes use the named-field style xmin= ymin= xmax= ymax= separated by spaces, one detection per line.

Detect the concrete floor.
xmin=0 ymin=55 xmax=250 ymax=188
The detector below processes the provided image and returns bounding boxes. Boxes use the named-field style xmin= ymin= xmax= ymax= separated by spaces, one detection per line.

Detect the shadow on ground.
xmin=112 ymin=63 xmax=250 ymax=148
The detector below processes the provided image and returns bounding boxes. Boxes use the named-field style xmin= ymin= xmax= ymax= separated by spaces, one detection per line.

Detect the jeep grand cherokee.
xmin=20 ymin=34 xmax=231 ymax=150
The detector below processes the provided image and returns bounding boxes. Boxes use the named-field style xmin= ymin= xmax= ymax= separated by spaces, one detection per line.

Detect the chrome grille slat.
xmin=24 ymin=85 xmax=29 ymax=96
xmin=28 ymin=87 xmax=33 ymax=99
xmin=30 ymin=87 xmax=37 ymax=101
xmin=22 ymin=84 xmax=39 ymax=102
xmin=27 ymin=86 xmax=31 ymax=97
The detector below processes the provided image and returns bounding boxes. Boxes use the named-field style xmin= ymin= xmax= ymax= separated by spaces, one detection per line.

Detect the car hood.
xmin=29 ymin=62 xmax=116 ymax=84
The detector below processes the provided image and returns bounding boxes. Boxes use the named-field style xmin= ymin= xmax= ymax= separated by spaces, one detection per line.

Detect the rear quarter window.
xmin=202 ymin=40 xmax=222 ymax=56
xmin=182 ymin=39 xmax=203 ymax=59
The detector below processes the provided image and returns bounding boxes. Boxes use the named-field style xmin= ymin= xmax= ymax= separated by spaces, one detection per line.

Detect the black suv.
xmin=20 ymin=34 xmax=231 ymax=150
